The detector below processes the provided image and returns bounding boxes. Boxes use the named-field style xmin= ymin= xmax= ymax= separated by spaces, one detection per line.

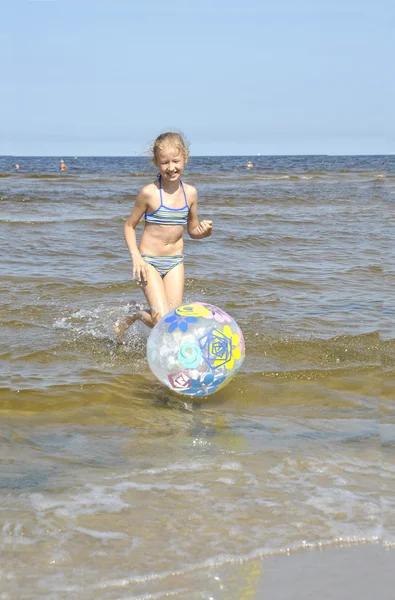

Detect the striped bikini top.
xmin=145 ymin=176 xmax=189 ymax=226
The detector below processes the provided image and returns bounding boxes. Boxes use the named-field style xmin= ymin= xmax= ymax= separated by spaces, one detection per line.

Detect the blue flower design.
xmin=180 ymin=373 xmax=227 ymax=398
xmin=165 ymin=311 xmax=197 ymax=333
xmin=199 ymin=328 xmax=232 ymax=369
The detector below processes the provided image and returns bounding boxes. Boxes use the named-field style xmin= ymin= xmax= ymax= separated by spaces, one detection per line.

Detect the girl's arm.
xmin=124 ymin=188 xmax=150 ymax=282
xmin=187 ymin=187 xmax=213 ymax=239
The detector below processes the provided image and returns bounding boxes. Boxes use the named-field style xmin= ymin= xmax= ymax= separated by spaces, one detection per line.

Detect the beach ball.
xmin=147 ymin=303 xmax=245 ymax=398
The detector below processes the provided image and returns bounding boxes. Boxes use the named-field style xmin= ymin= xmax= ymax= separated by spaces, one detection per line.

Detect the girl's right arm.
xmin=124 ymin=188 xmax=150 ymax=283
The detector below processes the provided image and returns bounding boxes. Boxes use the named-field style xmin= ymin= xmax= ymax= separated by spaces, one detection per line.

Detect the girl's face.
xmin=153 ymin=145 xmax=187 ymax=183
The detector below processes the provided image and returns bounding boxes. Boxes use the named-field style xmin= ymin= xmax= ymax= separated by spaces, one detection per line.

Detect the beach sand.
xmin=254 ymin=544 xmax=393 ymax=600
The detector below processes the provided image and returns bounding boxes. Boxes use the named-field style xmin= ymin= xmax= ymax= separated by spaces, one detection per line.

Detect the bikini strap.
xmin=180 ymin=179 xmax=188 ymax=207
xmin=157 ymin=174 xmax=163 ymax=206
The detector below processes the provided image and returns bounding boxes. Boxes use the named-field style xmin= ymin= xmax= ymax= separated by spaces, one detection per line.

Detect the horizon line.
xmin=1 ymin=153 xmax=393 ymax=158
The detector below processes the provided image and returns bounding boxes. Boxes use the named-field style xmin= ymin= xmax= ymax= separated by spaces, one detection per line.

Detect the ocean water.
xmin=1 ymin=155 xmax=394 ymax=598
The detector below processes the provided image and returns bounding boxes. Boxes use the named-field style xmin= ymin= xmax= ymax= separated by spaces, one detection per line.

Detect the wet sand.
xmin=256 ymin=544 xmax=393 ymax=600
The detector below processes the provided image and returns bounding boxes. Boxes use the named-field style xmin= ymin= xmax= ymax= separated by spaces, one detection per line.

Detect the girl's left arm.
xmin=187 ymin=186 xmax=213 ymax=239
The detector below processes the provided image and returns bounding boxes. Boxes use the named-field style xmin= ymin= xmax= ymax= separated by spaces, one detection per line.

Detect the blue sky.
xmin=1 ymin=0 xmax=393 ymax=155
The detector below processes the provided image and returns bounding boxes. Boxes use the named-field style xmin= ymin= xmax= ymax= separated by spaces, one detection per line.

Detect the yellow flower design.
xmin=176 ymin=304 xmax=212 ymax=318
xmin=222 ymin=325 xmax=242 ymax=370
xmin=199 ymin=325 xmax=243 ymax=371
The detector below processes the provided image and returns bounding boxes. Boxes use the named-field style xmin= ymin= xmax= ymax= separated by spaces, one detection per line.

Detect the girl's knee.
xmin=152 ymin=309 xmax=167 ymax=325
xmin=168 ymin=297 xmax=182 ymax=309
xmin=149 ymin=299 xmax=171 ymax=325
xmin=152 ymin=313 xmax=161 ymax=325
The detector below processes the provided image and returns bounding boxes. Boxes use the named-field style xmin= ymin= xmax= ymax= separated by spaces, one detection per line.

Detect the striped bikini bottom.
xmin=141 ymin=254 xmax=184 ymax=278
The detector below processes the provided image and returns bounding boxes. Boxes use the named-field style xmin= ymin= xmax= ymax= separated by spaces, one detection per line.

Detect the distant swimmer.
xmin=246 ymin=161 xmax=254 ymax=169
xmin=15 ymin=164 xmax=20 ymax=170
xmin=60 ymin=159 xmax=67 ymax=171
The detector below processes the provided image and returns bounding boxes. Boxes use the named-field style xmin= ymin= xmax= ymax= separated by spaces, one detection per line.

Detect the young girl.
xmin=115 ymin=132 xmax=213 ymax=337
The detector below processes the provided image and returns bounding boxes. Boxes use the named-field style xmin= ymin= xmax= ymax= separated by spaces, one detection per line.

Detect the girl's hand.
xmin=196 ymin=220 xmax=213 ymax=238
xmin=132 ymin=254 xmax=149 ymax=284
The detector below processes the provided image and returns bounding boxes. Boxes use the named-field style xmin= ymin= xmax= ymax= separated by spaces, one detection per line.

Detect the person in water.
xmin=114 ymin=132 xmax=213 ymax=337
xmin=60 ymin=159 xmax=67 ymax=171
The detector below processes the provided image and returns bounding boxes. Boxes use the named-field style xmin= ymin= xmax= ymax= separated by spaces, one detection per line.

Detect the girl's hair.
xmin=152 ymin=132 xmax=189 ymax=160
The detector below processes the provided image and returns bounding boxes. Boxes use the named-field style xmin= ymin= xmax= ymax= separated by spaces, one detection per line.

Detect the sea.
xmin=1 ymin=155 xmax=394 ymax=598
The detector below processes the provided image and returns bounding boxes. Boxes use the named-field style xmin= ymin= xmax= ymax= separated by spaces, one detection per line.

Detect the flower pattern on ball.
xmin=195 ymin=303 xmax=232 ymax=323
xmin=168 ymin=371 xmax=191 ymax=390
xmin=165 ymin=311 xmax=197 ymax=333
xmin=222 ymin=325 xmax=242 ymax=370
xmin=181 ymin=373 xmax=228 ymax=397
xmin=199 ymin=328 xmax=232 ymax=369
xmin=175 ymin=304 xmax=212 ymax=318
xmin=177 ymin=343 xmax=203 ymax=369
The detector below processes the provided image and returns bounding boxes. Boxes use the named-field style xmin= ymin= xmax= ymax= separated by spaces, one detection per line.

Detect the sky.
xmin=1 ymin=0 xmax=393 ymax=156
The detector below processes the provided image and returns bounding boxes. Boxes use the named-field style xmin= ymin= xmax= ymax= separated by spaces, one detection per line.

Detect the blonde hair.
xmin=151 ymin=132 xmax=189 ymax=160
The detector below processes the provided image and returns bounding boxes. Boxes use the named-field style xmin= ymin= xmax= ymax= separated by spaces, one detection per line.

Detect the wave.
xmin=0 ymin=216 xmax=125 ymax=225
xmin=0 ymin=172 xmax=147 ymax=181
xmin=6 ymin=303 xmax=388 ymax=374
xmin=21 ymin=173 xmax=68 ymax=179
xmin=0 ymin=170 xmax=391 ymax=187
xmin=251 ymin=171 xmax=389 ymax=182
xmin=0 ymin=194 xmax=66 ymax=204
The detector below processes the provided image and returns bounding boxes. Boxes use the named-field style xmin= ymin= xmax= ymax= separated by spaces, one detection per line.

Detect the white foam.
xmin=30 ymin=486 xmax=129 ymax=518
xmin=75 ymin=527 xmax=128 ymax=541
xmin=115 ymin=481 xmax=207 ymax=494
xmin=219 ymin=462 xmax=243 ymax=471
xmin=105 ymin=460 xmax=243 ymax=478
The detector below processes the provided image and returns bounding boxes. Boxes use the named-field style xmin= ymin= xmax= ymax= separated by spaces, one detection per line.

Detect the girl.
xmin=115 ymin=132 xmax=213 ymax=337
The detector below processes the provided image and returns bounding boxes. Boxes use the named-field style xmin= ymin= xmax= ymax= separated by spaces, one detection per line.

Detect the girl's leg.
xmin=140 ymin=264 xmax=172 ymax=325
xmin=163 ymin=261 xmax=185 ymax=309
xmin=114 ymin=265 xmax=170 ymax=338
